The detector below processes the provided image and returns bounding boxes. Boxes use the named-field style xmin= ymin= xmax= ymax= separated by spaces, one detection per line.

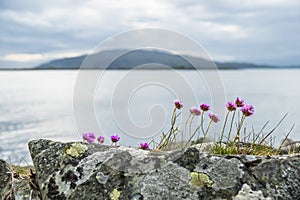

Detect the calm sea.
xmin=0 ymin=69 xmax=299 ymax=164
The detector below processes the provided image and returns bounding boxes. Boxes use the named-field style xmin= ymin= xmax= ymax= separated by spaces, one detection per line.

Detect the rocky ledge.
xmin=1 ymin=139 xmax=300 ymax=199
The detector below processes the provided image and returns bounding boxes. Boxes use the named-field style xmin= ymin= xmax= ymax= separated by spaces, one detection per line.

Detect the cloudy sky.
xmin=0 ymin=0 xmax=299 ymax=68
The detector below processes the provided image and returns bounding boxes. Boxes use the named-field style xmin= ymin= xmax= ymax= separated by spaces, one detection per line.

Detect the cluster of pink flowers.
xmin=187 ymin=102 xmax=220 ymax=123
xmin=97 ymin=135 xmax=105 ymax=143
xmin=110 ymin=135 xmax=120 ymax=143
xmin=226 ymin=97 xmax=254 ymax=117
xmin=82 ymin=133 xmax=121 ymax=144
xmin=200 ymin=103 xmax=210 ymax=111
xmin=208 ymin=112 xmax=220 ymax=123
xmin=174 ymin=99 xmax=183 ymax=109
xmin=241 ymin=104 xmax=254 ymax=116
xmin=189 ymin=107 xmax=201 ymax=116
xmin=82 ymin=132 xmax=96 ymax=143
xmin=82 ymin=97 xmax=254 ymax=151
xmin=235 ymin=97 xmax=245 ymax=107
xmin=82 ymin=132 xmax=105 ymax=144
xmin=82 ymin=132 xmax=150 ymax=150
xmin=176 ymin=97 xmax=254 ymax=123
xmin=140 ymin=142 xmax=150 ymax=150
xmin=226 ymin=101 xmax=237 ymax=111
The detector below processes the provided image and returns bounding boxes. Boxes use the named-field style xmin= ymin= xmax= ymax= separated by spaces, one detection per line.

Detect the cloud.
xmin=1 ymin=51 xmax=85 ymax=62
xmin=0 ymin=0 xmax=299 ymax=67
xmin=1 ymin=53 xmax=44 ymax=62
xmin=0 ymin=51 xmax=87 ymax=68
xmin=0 ymin=10 xmax=51 ymax=28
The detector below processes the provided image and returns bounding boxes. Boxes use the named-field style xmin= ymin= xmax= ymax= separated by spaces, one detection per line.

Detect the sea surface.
xmin=0 ymin=69 xmax=299 ymax=164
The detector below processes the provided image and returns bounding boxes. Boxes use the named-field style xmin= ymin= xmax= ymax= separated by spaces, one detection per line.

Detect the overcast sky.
xmin=0 ymin=0 xmax=299 ymax=68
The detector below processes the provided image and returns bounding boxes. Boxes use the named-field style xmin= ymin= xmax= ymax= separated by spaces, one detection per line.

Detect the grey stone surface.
xmin=28 ymin=139 xmax=300 ymax=200
xmin=0 ymin=159 xmax=10 ymax=197
xmin=251 ymin=155 xmax=300 ymax=199
xmin=0 ymin=159 xmax=40 ymax=200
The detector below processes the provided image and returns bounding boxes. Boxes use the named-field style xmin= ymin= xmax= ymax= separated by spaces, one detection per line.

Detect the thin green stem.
xmin=236 ymin=115 xmax=246 ymax=138
xmin=200 ymin=111 xmax=205 ymax=135
xmin=220 ymin=111 xmax=230 ymax=144
xmin=184 ymin=119 xmax=203 ymax=149
xmin=183 ymin=114 xmax=192 ymax=147
xmin=236 ymin=115 xmax=246 ymax=152
xmin=204 ymin=120 xmax=213 ymax=138
xmin=227 ymin=110 xmax=236 ymax=143
xmin=189 ymin=115 xmax=195 ymax=140
xmin=158 ymin=108 xmax=177 ymax=150
xmin=199 ymin=120 xmax=213 ymax=149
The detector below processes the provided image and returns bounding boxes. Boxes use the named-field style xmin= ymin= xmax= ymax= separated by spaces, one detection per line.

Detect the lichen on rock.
xmin=189 ymin=172 xmax=213 ymax=187
xmin=110 ymin=188 xmax=121 ymax=200
xmin=28 ymin=139 xmax=300 ymax=200
xmin=96 ymin=171 xmax=109 ymax=184
xmin=65 ymin=143 xmax=88 ymax=157
xmin=233 ymin=184 xmax=272 ymax=200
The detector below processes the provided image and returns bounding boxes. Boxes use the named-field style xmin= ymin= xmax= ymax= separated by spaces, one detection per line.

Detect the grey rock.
xmin=28 ymin=139 xmax=300 ymax=200
xmin=0 ymin=159 xmax=10 ymax=197
xmin=0 ymin=159 xmax=40 ymax=200
xmin=251 ymin=155 xmax=300 ymax=199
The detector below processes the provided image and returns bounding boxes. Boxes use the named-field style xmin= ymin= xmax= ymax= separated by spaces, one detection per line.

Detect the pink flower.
xmin=97 ymin=136 xmax=105 ymax=144
xmin=208 ymin=112 xmax=220 ymax=123
xmin=174 ymin=99 xmax=183 ymax=109
xmin=226 ymin=101 xmax=237 ymax=111
xmin=235 ymin=97 xmax=245 ymax=107
xmin=241 ymin=104 xmax=254 ymax=116
xmin=82 ymin=132 xmax=96 ymax=143
xmin=200 ymin=103 xmax=210 ymax=111
xmin=190 ymin=107 xmax=201 ymax=116
xmin=110 ymin=135 xmax=120 ymax=143
xmin=140 ymin=142 xmax=150 ymax=150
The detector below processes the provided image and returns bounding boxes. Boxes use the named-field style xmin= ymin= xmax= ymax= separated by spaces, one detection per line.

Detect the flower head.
xmin=208 ymin=112 xmax=220 ymax=123
xmin=241 ymin=104 xmax=254 ymax=116
xmin=226 ymin=101 xmax=237 ymax=111
xmin=140 ymin=142 xmax=150 ymax=150
xmin=174 ymin=99 xmax=183 ymax=109
xmin=82 ymin=132 xmax=96 ymax=143
xmin=97 ymin=136 xmax=105 ymax=144
xmin=235 ymin=97 xmax=245 ymax=107
xmin=110 ymin=135 xmax=120 ymax=143
xmin=190 ymin=107 xmax=201 ymax=116
xmin=200 ymin=103 xmax=210 ymax=111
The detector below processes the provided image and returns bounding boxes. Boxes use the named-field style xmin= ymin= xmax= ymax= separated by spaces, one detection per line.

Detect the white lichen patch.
xmin=96 ymin=172 xmax=109 ymax=184
xmin=72 ymin=151 xmax=116 ymax=186
xmin=233 ymin=184 xmax=271 ymax=200
xmin=66 ymin=143 xmax=88 ymax=157
xmin=117 ymin=146 xmax=150 ymax=160
xmin=55 ymin=171 xmax=70 ymax=194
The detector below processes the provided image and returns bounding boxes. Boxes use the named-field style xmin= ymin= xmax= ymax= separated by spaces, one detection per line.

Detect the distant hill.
xmin=36 ymin=49 xmax=299 ymax=70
